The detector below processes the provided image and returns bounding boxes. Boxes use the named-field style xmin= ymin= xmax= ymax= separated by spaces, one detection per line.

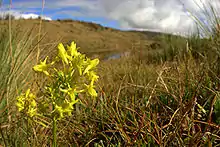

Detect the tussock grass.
xmin=0 ymin=25 xmax=38 ymax=146
xmin=0 ymin=23 xmax=60 ymax=147
xmin=0 ymin=1 xmax=220 ymax=146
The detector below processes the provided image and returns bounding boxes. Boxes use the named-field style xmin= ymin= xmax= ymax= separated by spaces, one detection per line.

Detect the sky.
xmin=1 ymin=0 xmax=220 ymax=36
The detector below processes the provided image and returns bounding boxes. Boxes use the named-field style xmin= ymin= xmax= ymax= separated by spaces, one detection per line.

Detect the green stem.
xmin=52 ymin=116 xmax=57 ymax=147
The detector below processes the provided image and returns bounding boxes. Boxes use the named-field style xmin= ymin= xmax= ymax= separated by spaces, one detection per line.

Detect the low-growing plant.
xmin=16 ymin=41 xmax=99 ymax=146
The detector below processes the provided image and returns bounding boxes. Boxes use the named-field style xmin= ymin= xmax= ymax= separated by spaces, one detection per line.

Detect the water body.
xmin=104 ymin=51 xmax=130 ymax=61
xmin=105 ymin=53 xmax=121 ymax=60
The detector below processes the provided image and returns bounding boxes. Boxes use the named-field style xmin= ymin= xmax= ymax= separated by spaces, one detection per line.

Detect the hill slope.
xmin=0 ymin=19 xmax=165 ymax=59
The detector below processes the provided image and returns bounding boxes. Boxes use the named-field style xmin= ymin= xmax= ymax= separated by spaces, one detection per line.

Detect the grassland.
xmin=0 ymin=17 xmax=220 ymax=146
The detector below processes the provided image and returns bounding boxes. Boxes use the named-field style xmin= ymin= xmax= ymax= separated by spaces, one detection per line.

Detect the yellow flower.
xmin=62 ymin=101 xmax=74 ymax=116
xmin=77 ymin=65 xmax=83 ymax=75
xmin=83 ymin=58 xmax=99 ymax=75
xmin=74 ymin=54 xmax=87 ymax=75
xmin=16 ymin=95 xmax=25 ymax=111
xmin=33 ymin=56 xmax=50 ymax=76
xmin=27 ymin=107 xmax=37 ymax=117
xmin=68 ymin=90 xmax=77 ymax=101
xmin=30 ymin=99 xmax=37 ymax=107
xmin=55 ymin=104 xmax=64 ymax=119
xmin=18 ymin=40 xmax=100 ymax=121
xmin=67 ymin=41 xmax=80 ymax=57
xmin=25 ymin=88 xmax=31 ymax=97
xmin=85 ymin=84 xmax=98 ymax=97
xmin=68 ymin=90 xmax=79 ymax=105
xmin=58 ymin=43 xmax=69 ymax=64
xmin=59 ymin=83 xmax=72 ymax=93
xmin=16 ymin=89 xmax=38 ymax=117
xmin=87 ymin=71 xmax=99 ymax=85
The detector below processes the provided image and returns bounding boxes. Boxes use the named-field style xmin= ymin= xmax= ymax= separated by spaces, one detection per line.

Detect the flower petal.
xmin=58 ymin=43 xmax=69 ymax=64
xmin=33 ymin=56 xmax=50 ymax=75
xmin=67 ymin=41 xmax=80 ymax=57
xmin=83 ymin=58 xmax=99 ymax=75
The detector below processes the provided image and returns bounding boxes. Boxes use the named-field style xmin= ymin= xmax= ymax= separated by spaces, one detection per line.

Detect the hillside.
xmin=0 ymin=19 xmax=164 ymax=59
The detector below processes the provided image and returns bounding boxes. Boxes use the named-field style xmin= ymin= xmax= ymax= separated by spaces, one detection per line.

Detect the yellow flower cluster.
xmin=16 ymin=89 xmax=37 ymax=117
xmin=33 ymin=41 xmax=99 ymax=97
xmin=16 ymin=41 xmax=99 ymax=120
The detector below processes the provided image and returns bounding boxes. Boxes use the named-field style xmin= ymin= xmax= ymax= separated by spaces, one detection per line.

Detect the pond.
xmin=104 ymin=51 xmax=130 ymax=61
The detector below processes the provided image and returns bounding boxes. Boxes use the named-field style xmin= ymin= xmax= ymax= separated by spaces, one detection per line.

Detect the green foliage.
xmin=214 ymin=95 xmax=220 ymax=124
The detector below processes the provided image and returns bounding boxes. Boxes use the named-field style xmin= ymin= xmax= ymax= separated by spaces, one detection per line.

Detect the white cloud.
xmin=19 ymin=13 xmax=52 ymax=20
xmin=50 ymin=0 xmax=203 ymax=35
xmin=56 ymin=0 xmax=220 ymax=36
xmin=98 ymin=0 xmax=198 ymax=36
xmin=0 ymin=11 xmax=52 ymax=21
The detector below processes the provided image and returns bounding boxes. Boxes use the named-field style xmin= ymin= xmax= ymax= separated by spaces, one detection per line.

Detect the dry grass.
xmin=0 ymin=12 xmax=220 ymax=146
xmin=0 ymin=19 xmax=158 ymax=60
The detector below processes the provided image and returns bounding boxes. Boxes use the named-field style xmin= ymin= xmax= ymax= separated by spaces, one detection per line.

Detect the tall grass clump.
xmin=187 ymin=0 xmax=220 ymax=123
xmin=73 ymin=2 xmax=220 ymax=146
xmin=89 ymin=45 xmax=219 ymax=146
xmin=0 ymin=23 xmax=44 ymax=146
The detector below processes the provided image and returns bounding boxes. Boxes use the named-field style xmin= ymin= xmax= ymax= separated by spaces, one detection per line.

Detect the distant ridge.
xmin=0 ymin=19 xmax=181 ymax=59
